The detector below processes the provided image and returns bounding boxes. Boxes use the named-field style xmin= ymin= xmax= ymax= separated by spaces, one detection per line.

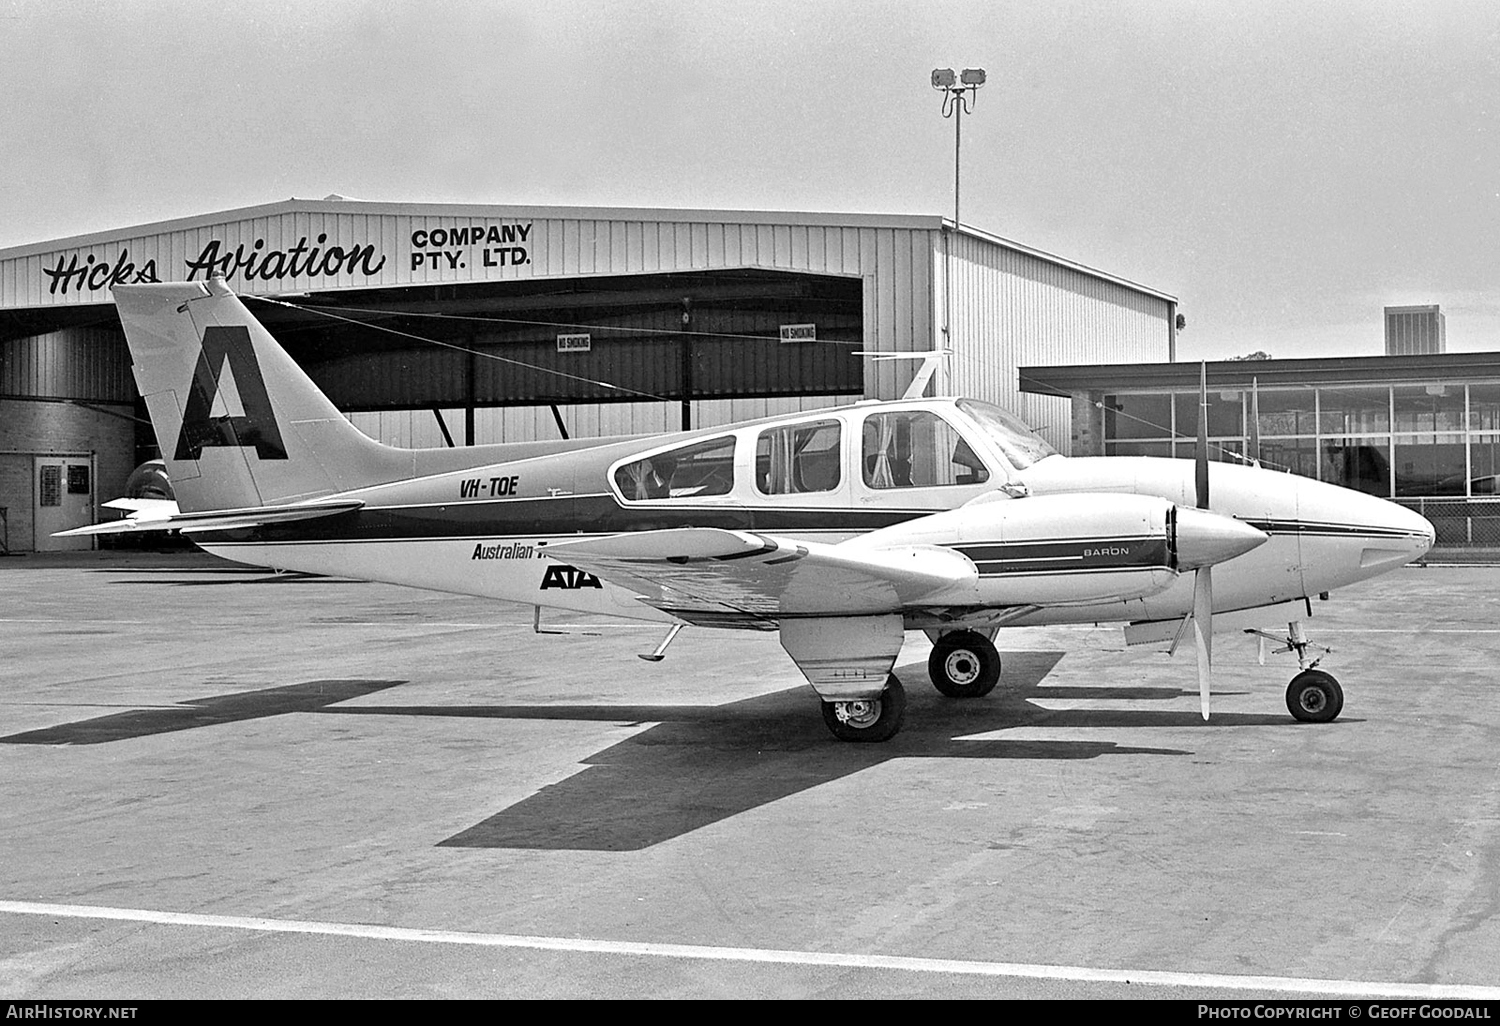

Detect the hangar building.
xmin=0 ymin=197 xmax=1178 ymax=551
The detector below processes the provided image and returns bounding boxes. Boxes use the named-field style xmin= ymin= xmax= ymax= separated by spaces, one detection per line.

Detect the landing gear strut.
xmin=821 ymin=674 xmax=907 ymax=742
xmin=927 ymin=630 xmax=1002 ymax=698
xmin=1245 ymin=620 xmax=1343 ymax=723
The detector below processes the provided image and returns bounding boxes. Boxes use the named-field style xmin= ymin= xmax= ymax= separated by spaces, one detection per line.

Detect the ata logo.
xmin=540 ymin=564 xmax=604 ymax=590
xmin=174 ymin=325 xmax=288 ymax=461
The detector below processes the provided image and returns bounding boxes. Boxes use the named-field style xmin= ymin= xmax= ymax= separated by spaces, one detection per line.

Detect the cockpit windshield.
xmin=955 ymin=399 xmax=1058 ymax=470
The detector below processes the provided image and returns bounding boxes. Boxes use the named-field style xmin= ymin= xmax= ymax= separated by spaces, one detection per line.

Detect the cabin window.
xmin=756 ymin=421 xmax=842 ymax=495
xmin=614 ymin=436 xmax=736 ymax=500
xmin=861 ymin=411 xmax=990 ymax=489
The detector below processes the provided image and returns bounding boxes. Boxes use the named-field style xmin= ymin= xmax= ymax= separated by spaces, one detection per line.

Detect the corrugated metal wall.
xmin=0 ymin=327 xmax=133 ymax=401
xmin=3 ymin=202 xmax=920 ymax=311
xmin=940 ymin=230 xmax=1171 ymax=453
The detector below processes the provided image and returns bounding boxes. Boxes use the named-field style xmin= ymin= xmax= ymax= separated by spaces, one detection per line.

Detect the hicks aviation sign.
xmin=39 ymin=220 xmax=535 ymax=297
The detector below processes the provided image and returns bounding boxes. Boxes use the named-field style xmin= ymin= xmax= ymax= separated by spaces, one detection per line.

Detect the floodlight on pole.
xmin=927 ymin=67 xmax=986 ymax=399
xmin=931 ymin=66 xmax=985 ymax=230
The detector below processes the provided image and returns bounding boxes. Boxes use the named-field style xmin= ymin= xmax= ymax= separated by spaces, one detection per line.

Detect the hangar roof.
xmin=0 ymin=198 xmax=948 ymax=261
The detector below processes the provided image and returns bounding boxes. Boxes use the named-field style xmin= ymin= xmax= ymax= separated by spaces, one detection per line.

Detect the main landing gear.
xmin=821 ymin=674 xmax=907 ymax=742
xmin=815 ymin=628 xmax=999 ymax=742
xmin=1245 ymin=620 xmax=1344 ymax=723
xmin=927 ymin=629 xmax=1002 ymax=698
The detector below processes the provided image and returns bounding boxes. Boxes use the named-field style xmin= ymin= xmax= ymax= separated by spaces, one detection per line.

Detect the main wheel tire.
xmin=821 ymin=674 xmax=907 ymax=742
xmin=928 ymin=630 xmax=1002 ymax=698
xmin=1286 ymin=669 xmax=1344 ymax=723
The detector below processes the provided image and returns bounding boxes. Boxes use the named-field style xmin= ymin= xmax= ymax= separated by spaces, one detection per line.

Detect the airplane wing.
xmin=53 ymin=499 xmax=365 ymax=537
xmin=544 ymin=528 xmax=980 ymax=626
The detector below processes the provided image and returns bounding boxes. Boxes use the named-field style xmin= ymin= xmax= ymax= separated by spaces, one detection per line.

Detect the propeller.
xmin=1193 ymin=362 xmax=1213 ymax=721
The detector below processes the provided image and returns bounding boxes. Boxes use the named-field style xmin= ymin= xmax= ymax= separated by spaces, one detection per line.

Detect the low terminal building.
xmin=0 ymin=197 xmax=1177 ymax=550
xmin=1021 ymin=354 xmax=1500 ymax=547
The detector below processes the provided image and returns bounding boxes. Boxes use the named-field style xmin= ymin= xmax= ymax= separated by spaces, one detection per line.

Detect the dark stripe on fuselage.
xmin=953 ymin=536 xmax=1169 ymax=578
xmin=1243 ymin=519 xmax=1427 ymax=540
xmin=192 ymin=496 xmax=931 ymax=545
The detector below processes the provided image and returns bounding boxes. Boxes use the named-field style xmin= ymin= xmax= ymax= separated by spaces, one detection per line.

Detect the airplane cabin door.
xmin=33 ymin=456 xmax=94 ymax=551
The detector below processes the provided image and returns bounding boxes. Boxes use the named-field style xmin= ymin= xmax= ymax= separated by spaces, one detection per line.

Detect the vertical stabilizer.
xmin=113 ymin=279 xmax=411 ymax=512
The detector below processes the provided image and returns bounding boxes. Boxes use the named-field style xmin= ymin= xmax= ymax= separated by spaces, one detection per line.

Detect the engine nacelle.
xmin=840 ymin=492 xmax=1266 ymax=607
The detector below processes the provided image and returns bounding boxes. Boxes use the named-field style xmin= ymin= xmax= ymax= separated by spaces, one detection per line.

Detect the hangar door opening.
xmin=33 ymin=454 xmax=93 ymax=551
xmin=269 ymin=269 xmax=866 ymax=444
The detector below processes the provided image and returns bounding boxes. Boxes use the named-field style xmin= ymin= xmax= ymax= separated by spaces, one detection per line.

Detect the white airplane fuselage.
xmin=189 ymin=396 xmax=1434 ymax=631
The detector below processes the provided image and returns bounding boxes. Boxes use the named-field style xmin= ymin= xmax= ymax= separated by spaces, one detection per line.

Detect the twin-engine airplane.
xmin=72 ymin=279 xmax=1435 ymax=742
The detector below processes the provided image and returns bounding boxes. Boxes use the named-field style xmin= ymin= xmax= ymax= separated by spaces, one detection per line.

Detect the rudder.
xmin=113 ymin=278 xmax=410 ymax=512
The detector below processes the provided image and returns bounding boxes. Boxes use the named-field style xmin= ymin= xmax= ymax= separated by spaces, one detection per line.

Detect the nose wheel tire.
xmin=928 ymin=630 xmax=1002 ymax=698
xmin=1286 ymin=669 xmax=1344 ymax=723
xmin=821 ymin=674 xmax=907 ymax=742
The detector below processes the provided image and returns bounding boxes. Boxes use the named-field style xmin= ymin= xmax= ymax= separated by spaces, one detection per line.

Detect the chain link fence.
xmin=1395 ymin=498 xmax=1500 ymax=550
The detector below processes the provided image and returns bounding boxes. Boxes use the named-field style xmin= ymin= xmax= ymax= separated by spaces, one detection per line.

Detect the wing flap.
xmin=545 ymin=528 xmax=980 ymax=621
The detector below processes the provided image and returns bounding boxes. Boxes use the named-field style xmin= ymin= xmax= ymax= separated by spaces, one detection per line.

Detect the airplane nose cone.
xmin=1174 ymin=506 xmax=1270 ymax=570
xmin=1293 ymin=478 xmax=1437 ymax=576
xmin=1374 ymin=499 xmax=1436 ymax=565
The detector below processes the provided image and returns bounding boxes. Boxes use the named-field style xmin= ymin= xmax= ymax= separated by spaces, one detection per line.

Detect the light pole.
xmin=929 ymin=68 xmax=985 ymax=395
xmin=931 ymin=68 xmax=986 ymax=230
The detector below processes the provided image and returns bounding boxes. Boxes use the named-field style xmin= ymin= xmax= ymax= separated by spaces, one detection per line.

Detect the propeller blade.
xmin=1193 ymin=565 xmax=1213 ymax=720
xmin=1196 ymin=362 xmax=1210 ymax=509
xmin=1187 ymin=363 xmax=1215 ymax=720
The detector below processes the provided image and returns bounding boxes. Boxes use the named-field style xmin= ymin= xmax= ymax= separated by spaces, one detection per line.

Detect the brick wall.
xmin=1070 ymin=390 xmax=1106 ymax=457
xmin=0 ymin=399 xmax=135 ymax=550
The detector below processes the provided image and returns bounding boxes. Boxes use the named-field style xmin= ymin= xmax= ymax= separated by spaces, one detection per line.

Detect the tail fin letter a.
xmin=174 ymin=325 xmax=288 ymax=461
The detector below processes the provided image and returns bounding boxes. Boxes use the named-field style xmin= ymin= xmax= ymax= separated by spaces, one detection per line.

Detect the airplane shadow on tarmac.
xmin=4 ymin=651 xmax=1304 ymax=851
xmin=99 ymin=570 xmax=356 ymax=585
xmin=0 ymin=680 xmax=407 ymax=745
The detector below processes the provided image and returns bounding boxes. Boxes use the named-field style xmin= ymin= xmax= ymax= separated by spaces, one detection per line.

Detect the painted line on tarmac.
xmin=0 ymin=618 xmax=154 ymax=625
xmin=1318 ymin=628 xmax=1500 ymax=634
xmin=3 ymin=899 xmax=1498 ymax=999
xmin=0 ymin=617 xmax=643 ymax=630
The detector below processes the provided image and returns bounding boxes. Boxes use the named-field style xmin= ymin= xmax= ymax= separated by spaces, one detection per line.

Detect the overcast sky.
xmin=2 ymin=0 xmax=1496 ymax=361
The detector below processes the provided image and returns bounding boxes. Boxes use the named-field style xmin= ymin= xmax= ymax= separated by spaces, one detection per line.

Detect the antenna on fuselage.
xmin=854 ymin=348 xmax=952 ymax=400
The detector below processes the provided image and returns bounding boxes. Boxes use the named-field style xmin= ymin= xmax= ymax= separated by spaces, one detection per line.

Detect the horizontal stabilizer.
xmin=54 ymin=499 xmax=364 ymax=538
xmin=101 ymin=498 xmax=180 ymax=518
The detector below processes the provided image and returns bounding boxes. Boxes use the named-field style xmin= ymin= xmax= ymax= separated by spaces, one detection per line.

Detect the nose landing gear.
xmin=1286 ymin=669 xmax=1344 ymax=722
xmin=1245 ymin=620 xmax=1342 ymax=723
